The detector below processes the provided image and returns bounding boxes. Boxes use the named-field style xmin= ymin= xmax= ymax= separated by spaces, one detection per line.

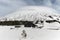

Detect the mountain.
xmin=0 ymin=6 xmax=60 ymax=21
xmin=0 ymin=6 xmax=60 ymax=40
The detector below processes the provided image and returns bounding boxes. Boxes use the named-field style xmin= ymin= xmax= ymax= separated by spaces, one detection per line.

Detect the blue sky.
xmin=0 ymin=0 xmax=60 ymax=17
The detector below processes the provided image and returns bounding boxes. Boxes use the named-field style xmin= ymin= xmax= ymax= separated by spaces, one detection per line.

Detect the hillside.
xmin=0 ymin=6 xmax=60 ymax=21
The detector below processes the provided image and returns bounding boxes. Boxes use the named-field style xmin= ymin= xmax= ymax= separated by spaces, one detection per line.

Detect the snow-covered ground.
xmin=0 ymin=22 xmax=60 ymax=40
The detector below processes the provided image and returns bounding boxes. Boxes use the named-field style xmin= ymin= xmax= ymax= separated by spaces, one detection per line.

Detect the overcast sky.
xmin=0 ymin=0 xmax=60 ymax=17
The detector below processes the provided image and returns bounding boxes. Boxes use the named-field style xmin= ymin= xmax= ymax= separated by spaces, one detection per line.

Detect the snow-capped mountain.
xmin=0 ymin=6 xmax=60 ymax=40
xmin=0 ymin=6 xmax=60 ymax=21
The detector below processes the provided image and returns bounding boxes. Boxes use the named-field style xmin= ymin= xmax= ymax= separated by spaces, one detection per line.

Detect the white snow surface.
xmin=0 ymin=22 xmax=60 ymax=40
xmin=0 ymin=24 xmax=60 ymax=40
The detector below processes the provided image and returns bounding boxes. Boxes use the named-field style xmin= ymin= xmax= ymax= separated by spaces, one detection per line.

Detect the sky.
xmin=0 ymin=0 xmax=60 ymax=17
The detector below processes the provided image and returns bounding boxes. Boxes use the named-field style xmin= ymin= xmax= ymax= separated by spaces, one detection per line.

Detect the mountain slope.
xmin=0 ymin=6 xmax=60 ymax=21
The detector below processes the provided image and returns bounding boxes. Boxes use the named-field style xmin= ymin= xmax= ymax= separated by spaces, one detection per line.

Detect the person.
xmin=21 ymin=30 xmax=27 ymax=38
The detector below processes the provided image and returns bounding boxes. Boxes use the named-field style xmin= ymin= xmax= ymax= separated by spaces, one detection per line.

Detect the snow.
xmin=0 ymin=6 xmax=60 ymax=40
xmin=43 ymin=22 xmax=60 ymax=30
xmin=0 ymin=6 xmax=60 ymax=21
xmin=0 ymin=22 xmax=60 ymax=40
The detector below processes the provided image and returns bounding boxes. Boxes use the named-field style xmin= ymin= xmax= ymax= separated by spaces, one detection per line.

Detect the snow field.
xmin=0 ymin=25 xmax=60 ymax=40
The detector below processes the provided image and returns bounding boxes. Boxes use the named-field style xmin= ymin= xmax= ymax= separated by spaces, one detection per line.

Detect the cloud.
xmin=0 ymin=0 xmax=60 ymax=17
xmin=0 ymin=0 xmax=27 ymax=16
